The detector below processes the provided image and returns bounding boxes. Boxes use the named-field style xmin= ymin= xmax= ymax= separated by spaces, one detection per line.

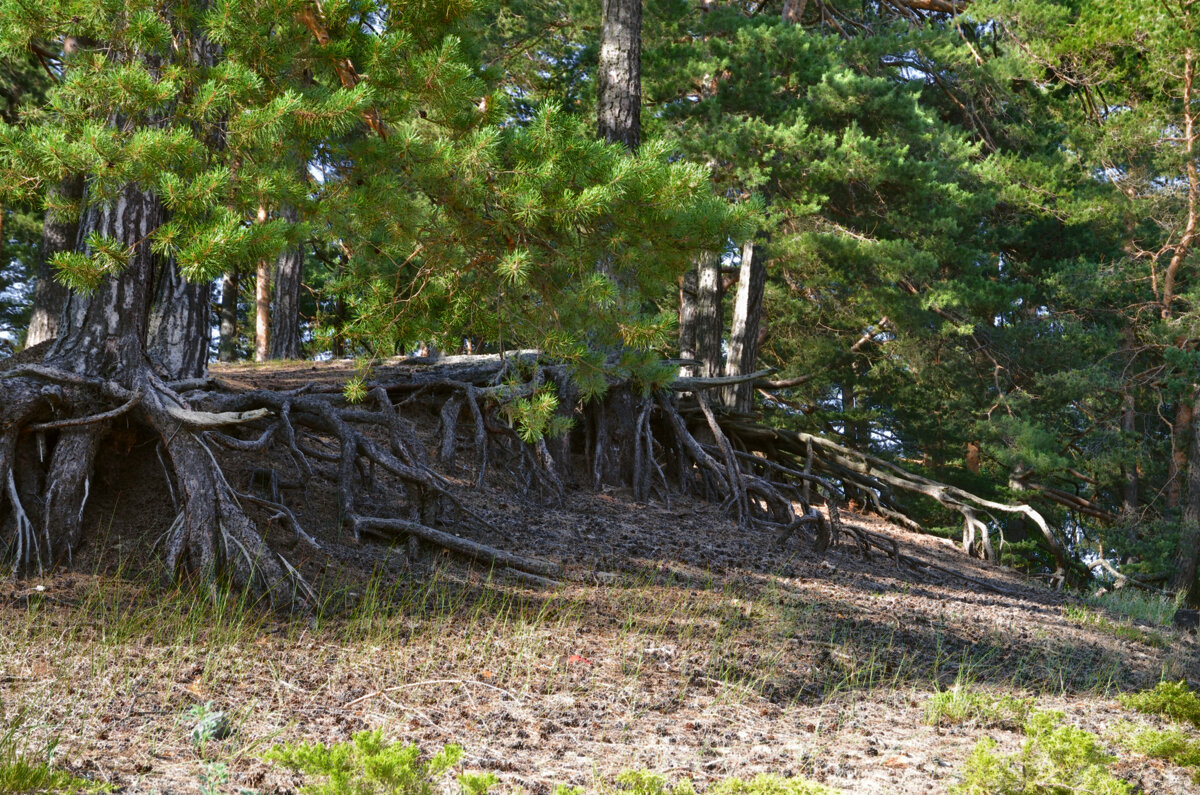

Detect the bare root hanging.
xmin=0 ymin=347 xmax=1082 ymax=605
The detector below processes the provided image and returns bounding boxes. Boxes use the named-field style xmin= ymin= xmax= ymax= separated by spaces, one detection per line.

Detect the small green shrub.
xmin=952 ymin=711 xmax=1133 ymax=794
xmin=0 ymin=710 xmax=110 ymax=794
xmin=1119 ymin=680 xmax=1200 ymax=728
xmin=707 ymin=774 xmax=838 ymax=794
xmin=264 ymin=731 xmax=476 ymax=795
xmin=615 ymin=770 xmax=836 ymax=795
xmin=264 ymin=743 xmax=840 ymax=795
xmin=1114 ymin=723 xmax=1200 ymax=782
xmin=187 ymin=702 xmax=232 ymax=746
xmin=925 ymin=686 xmax=1033 ymax=730
xmin=617 ymin=770 xmax=696 ymax=795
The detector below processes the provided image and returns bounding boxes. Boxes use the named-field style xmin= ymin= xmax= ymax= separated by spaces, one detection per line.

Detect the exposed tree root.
xmin=0 ymin=349 xmax=1084 ymax=605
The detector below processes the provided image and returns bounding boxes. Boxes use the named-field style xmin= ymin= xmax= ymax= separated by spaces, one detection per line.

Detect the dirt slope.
xmin=1 ymin=359 xmax=1197 ymax=793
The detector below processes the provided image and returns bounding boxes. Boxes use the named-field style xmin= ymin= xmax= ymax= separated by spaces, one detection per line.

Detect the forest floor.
xmin=2 ymin=359 xmax=1199 ymax=794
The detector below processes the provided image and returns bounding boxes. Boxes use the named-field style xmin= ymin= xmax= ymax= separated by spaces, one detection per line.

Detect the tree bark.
xmin=269 ymin=204 xmax=303 ymax=360
xmin=694 ymin=251 xmax=723 ymax=378
xmin=1122 ymin=390 xmax=1138 ymax=518
xmin=148 ymin=260 xmax=210 ymax=379
xmin=26 ymin=175 xmax=84 ymax=347
xmin=49 ymin=184 xmax=162 ymax=375
xmin=724 ymin=239 xmax=766 ymax=412
xmin=1169 ymin=400 xmax=1193 ymax=510
xmin=678 ymin=266 xmax=698 ymax=376
xmin=966 ymin=441 xmax=981 ymax=474
xmin=1176 ymin=389 xmax=1200 ymax=604
xmin=255 ymin=205 xmax=270 ymax=362
xmin=218 ymin=269 xmax=239 ymax=362
xmin=597 ymin=0 xmax=641 ymax=151
xmin=781 ymin=0 xmax=808 ymax=23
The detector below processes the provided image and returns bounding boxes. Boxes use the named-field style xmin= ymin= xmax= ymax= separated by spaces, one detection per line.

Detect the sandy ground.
xmin=1 ymin=358 xmax=1198 ymax=793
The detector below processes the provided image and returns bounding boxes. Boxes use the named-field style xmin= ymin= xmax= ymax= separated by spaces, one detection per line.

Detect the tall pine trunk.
xmin=1177 ymin=388 xmax=1200 ymax=604
xmin=694 ymin=251 xmax=723 ymax=378
xmin=254 ymin=205 xmax=270 ymax=362
xmin=269 ymin=204 xmax=303 ymax=360
xmin=148 ymin=261 xmax=210 ymax=379
xmin=723 ymin=239 xmax=766 ymax=411
xmin=597 ymin=0 xmax=641 ymax=150
xmin=1122 ymin=391 xmax=1138 ymax=518
xmin=26 ymin=175 xmax=84 ymax=347
xmin=218 ymin=269 xmax=239 ymax=362
xmin=678 ymin=266 xmax=698 ymax=375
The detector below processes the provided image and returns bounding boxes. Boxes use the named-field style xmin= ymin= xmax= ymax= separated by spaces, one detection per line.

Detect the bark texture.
xmin=49 ymin=185 xmax=162 ymax=376
xmin=694 ymin=251 xmax=723 ymax=378
xmin=269 ymin=204 xmax=303 ymax=360
xmin=218 ymin=270 xmax=239 ymax=362
xmin=255 ymin=207 xmax=271 ymax=363
xmin=148 ymin=261 xmax=210 ymax=379
xmin=724 ymin=240 xmax=766 ymax=412
xmin=597 ymin=0 xmax=641 ymax=151
xmin=678 ymin=266 xmax=698 ymax=375
xmin=1177 ymin=389 xmax=1200 ymax=604
xmin=26 ymin=175 xmax=84 ymax=347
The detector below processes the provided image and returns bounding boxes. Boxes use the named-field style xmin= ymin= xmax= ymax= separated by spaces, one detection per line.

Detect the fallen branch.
xmin=27 ymin=392 xmax=142 ymax=431
xmin=351 ymin=515 xmax=563 ymax=581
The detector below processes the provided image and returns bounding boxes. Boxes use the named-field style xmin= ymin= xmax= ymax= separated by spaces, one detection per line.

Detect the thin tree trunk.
xmin=597 ymin=0 xmax=641 ymax=151
xmin=679 ymin=266 xmax=698 ymax=376
xmin=781 ymin=0 xmax=807 ymax=23
xmin=695 ymin=251 xmax=723 ymax=378
xmin=1169 ymin=401 xmax=1193 ymax=510
xmin=218 ymin=269 xmax=239 ymax=362
xmin=1176 ymin=387 xmax=1200 ymax=604
xmin=1122 ymin=391 xmax=1138 ymax=518
xmin=332 ymin=292 xmax=346 ymax=358
xmin=724 ymin=239 xmax=766 ymax=412
xmin=966 ymin=441 xmax=981 ymax=474
xmin=26 ymin=175 xmax=84 ymax=347
xmin=269 ymin=204 xmax=303 ymax=360
xmin=1172 ymin=49 xmax=1200 ymax=598
xmin=254 ymin=205 xmax=270 ymax=362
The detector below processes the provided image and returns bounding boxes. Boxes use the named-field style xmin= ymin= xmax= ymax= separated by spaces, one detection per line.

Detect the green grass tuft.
xmin=925 ymin=684 xmax=1034 ymax=730
xmin=1085 ymin=589 xmax=1180 ymax=627
xmin=0 ymin=711 xmax=110 ymax=794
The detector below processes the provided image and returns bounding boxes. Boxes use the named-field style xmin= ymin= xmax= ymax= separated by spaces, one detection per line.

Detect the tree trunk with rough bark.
xmin=270 ymin=204 xmax=303 ymax=360
xmin=255 ymin=206 xmax=271 ymax=362
xmin=724 ymin=239 xmax=766 ymax=412
xmin=26 ymin=175 xmax=84 ymax=348
xmin=148 ymin=261 xmax=210 ymax=379
xmin=597 ymin=0 xmax=641 ymax=151
xmin=1122 ymin=391 xmax=1138 ymax=518
xmin=218 ymin=270 xmax=239 ymax=362
xmin=4 ymin=183 xmax=299 ymax=603
xmin=694 ymin=251 xmax=723 ymax=379
xmin=1177 ymin=389 xmax=1200 ymax=605
xmin=678 ymin=266 xmax=698 ymax=376
xmin=1169 ymin=401 xmax=1193 ymax=510
xmin=781 ymin=0 xmax=807 ymax=23
xmin=1172 ymin=49 xmax=1199 ymax=594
